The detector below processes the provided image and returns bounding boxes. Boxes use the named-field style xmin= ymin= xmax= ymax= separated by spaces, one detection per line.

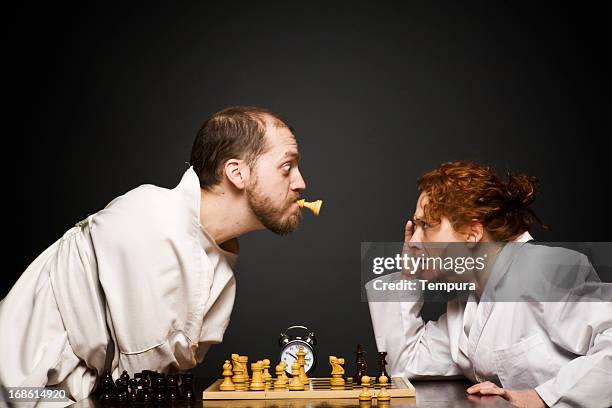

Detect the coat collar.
xmin=173 ymin=166 xmax=238 ymax=264
xmin=481 ymin=241 xmax=528 ymax=302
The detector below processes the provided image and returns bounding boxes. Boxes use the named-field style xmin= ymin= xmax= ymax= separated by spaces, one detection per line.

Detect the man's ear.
xmin=223 ymin=159 xmax=249 ymax=190
xmin=466 ymin=221 xmax=485 ymax=247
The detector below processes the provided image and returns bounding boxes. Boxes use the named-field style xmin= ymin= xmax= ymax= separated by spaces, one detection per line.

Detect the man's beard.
xmin=246 ymin=182 xmax=301 ymax=235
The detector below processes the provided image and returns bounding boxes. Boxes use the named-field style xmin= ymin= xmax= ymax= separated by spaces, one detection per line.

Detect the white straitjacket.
xmin=0 ymin=166 xmax=237 ymax=402
xmin=368 ymin=233 xmax=612 ymax=408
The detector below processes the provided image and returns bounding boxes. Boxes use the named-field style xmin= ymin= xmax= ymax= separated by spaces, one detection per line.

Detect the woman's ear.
xmin=224 ymin=159 xmax=249 ymax=190
xmin=466 ymin=221 xmax=485 ymax=247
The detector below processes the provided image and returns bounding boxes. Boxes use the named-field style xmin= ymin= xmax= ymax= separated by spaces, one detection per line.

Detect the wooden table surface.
xmin=70 ymin=379 xmax=513 ymax=407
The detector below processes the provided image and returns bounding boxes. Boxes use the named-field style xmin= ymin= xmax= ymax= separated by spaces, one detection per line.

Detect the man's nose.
xmin=291 ymin=169 xmax=306 ymax=191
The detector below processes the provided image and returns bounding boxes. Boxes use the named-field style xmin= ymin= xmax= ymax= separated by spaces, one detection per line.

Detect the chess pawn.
xmin=262 ymin=359 xmax=272 ymax=389
xmin=250 ymin=361 xmax=265 ymax=391
xmin=376 ymin=375 xmax=390 ymax=402
xmin=296 ymin=346 xmax=309 ymax=385
xmin=273 ymin=363 xmax=288 ymax=390
xmin=297 ymin=199 xmax=323 ymax=216
xmin=280 ymin=360 xmax=289 ymax=383
xmin=220 ymin=360 xmax=236 ymax=391
xmin=359 ymin=376 xmax=372 ymax=401
xmin=120 ymin=370 xmax=130 ymax=385
xmin=288 ymin=362 xmax=305 ymax=391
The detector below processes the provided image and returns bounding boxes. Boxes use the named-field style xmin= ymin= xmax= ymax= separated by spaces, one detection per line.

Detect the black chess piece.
xmin=377 ymin=352 xmax=391 ymax=383
xmin=134 ymin=373 xmax=143 ymax=401
xmin=120 ymin=370 xmax=130 ymax=385
xmin=128 ymin=377 xmax=138 ymax=402
xmin=167 ymin=374 xmax=180 ymax=401
xmin=139 ymin=372 xmax=153 ymax=402
xmin=181 ymin=372 xmax=195 ymax=400
xmin=154 ymin=375 xmax=167 ymax=402
xmin=119 ymin=370 xmax=132 ymax=402
xmin=99 ymin=370 xmax=117 ymax=402
xmin=353 ymin=344 xmax=367 ymax=384
xmin=115 ymin=378 xmax=126 ymax=402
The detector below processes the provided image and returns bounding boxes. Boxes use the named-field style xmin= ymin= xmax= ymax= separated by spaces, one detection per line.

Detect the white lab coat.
xmin=0 ymin=166 xmax=237 ymax=403
xmin=368 ymin=234 xmax=612 ymax=408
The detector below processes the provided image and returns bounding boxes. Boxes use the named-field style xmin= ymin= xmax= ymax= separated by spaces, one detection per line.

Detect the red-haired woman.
xmin=368 ymin=161 xmax=611 ymax=408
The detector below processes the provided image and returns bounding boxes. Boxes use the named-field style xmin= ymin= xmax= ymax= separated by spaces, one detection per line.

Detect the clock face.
xmin=280 ymin=341 xmax=315 ymax=374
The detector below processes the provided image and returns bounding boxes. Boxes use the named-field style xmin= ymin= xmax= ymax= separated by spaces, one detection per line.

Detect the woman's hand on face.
xmin=401 ymin=220 xmax=416 ymax=277
xmin=466 ymin=382 xmax=547 ymax=408
xmin=404 ymin=220 xmax=414 ymax=244
xmin=402 ymin=219 xmax=440 ymax=280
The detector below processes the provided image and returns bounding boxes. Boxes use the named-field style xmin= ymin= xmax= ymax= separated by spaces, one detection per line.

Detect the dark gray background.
xmin=7 ymin=2 xmax=610 ymax=379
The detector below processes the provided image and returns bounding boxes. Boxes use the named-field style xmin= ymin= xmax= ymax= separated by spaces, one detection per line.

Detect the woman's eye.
xmin=282 ymin=164 xmax=292 ymax=173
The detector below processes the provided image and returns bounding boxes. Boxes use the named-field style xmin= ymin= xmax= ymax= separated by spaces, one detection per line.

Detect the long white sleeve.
xmin=367 ymin=273 xmax=463 ymax=378
xmin=533 ymin=256 xmax=612 ymax=407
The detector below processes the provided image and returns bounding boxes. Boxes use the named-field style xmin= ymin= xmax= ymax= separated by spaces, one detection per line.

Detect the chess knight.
xmin=329 ymin=356 xmax=345 ymax=388
xmin=0 ymin=107 xmax=314 ymax=402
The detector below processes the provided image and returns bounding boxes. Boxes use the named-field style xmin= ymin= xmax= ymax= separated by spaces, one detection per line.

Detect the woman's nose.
xmin=409 ymin=229 xmax=423 ymax=247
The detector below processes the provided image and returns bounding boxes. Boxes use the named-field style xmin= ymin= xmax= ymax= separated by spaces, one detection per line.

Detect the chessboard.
xmin=202 ymin=377 xmax=415 ymax=400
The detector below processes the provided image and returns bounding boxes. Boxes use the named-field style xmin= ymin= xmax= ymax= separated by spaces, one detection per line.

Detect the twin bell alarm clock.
xmin=278 ymin=325 xmax=317 ymax=375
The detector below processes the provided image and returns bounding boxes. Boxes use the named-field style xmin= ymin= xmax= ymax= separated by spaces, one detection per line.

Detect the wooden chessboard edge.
xmin=202 ymin=377 xmax=415 ymax=400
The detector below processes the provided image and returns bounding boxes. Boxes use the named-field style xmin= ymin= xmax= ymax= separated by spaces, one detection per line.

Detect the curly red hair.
xmin=417 ymin=161 xmax=547 ymax=241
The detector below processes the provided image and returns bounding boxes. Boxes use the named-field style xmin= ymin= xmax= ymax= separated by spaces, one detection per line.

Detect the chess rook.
xmin=167 ymin=374 xmax=179 ymax=401
xmin=250 ymin=361 xmax=265 ymax=391
xmin=280 ymin=361 xmax=289 ymax=383
xmin=182 ymin=372 xmax=195 ymax=400
xmin=240 ymin=355 xmax=250 ymax=381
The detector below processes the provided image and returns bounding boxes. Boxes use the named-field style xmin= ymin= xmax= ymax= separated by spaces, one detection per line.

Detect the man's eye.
xmin=282 ymin=164 xmax=292 ymax=173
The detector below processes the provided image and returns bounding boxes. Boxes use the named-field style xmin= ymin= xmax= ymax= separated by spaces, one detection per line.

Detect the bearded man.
xmin=0 ymin=106 xmax=307 ymax=401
